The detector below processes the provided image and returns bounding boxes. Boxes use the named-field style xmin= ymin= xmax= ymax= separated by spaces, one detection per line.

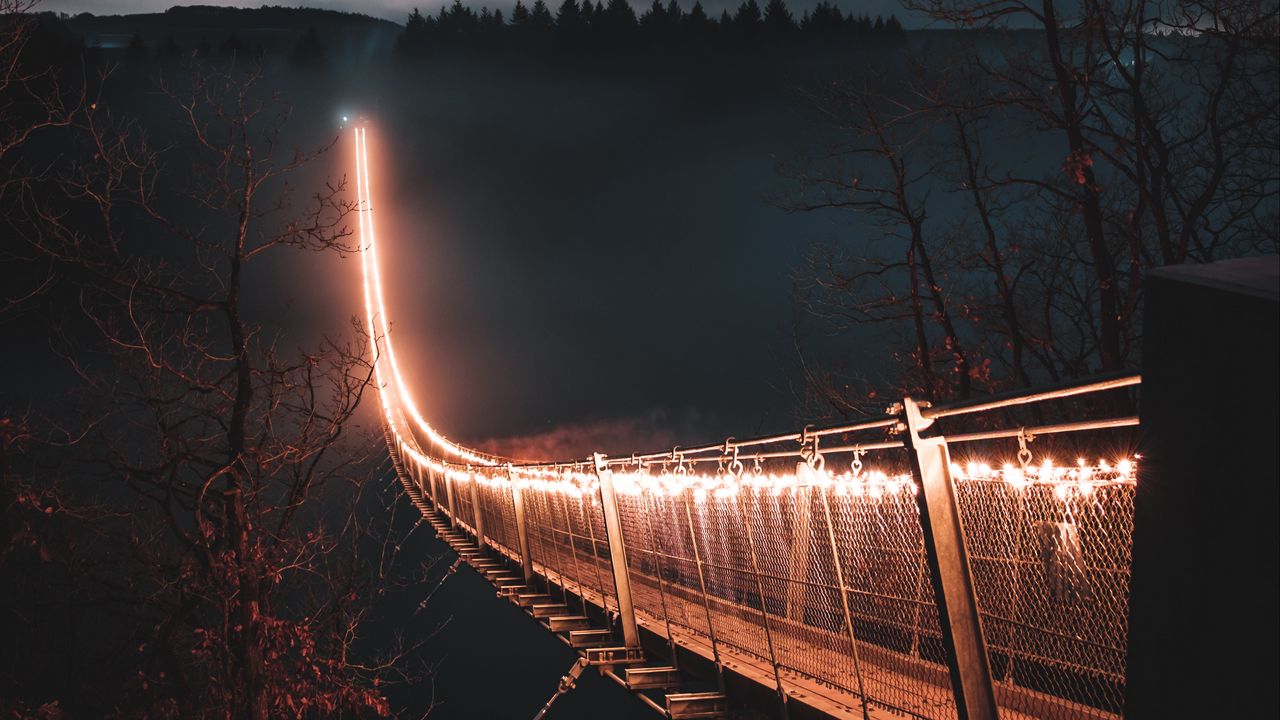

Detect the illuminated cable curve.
xmin=354 ymin=125 xmax=1137 ymax=492
xmin=355 ymin=127 xmax=504 ymax=468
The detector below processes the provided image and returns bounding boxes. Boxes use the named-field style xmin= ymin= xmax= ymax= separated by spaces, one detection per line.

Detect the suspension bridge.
xmin=353 ymin=126 xmax=1146 ymax=720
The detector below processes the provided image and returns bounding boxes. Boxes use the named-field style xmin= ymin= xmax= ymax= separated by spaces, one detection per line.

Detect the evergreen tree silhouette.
xmin=640 ymin=0 xmax=667 ymax=31
xmin=558 ymin=0 xmax=589 ymax=47
xmin=726 ymin=0 xmax=762 ymax=45
xmin=602 ymin=0 xmax=639 ymax=31
xmin=483 ymin=7 xmax=506 ymax=36
xmin=640 ymin=0 xmax=679 ymax=43
xmin=733 ymin=1 xmax=762 ymax=36
xmin=439 ymin=0 xmax=479 ymax=39
xmin=394 ymin=8 xmax=430 ymax=61
xmin=847 ymin=13 xmax=872 ymax=33
xmin=406 ymin=8 xmax=429 ymax=34
xmin=763 ymin=0 xmax=795 ymax=33
xmin=802 ymin=2 xmax=842 ymax=34
xmin=666 ymin=0 xmax=683 ymax=23
xmin=684 ymin=1 xmax=713 ymax=35
xmin=511 ymin=1 xmax=531 ymax=28
xmin=530 ymin=0 xmax=556 ymax=35
xmin=381 ymin=0 xmax=910 ymax=58
xmin=558 ymin=0 xmax=584 ymax=32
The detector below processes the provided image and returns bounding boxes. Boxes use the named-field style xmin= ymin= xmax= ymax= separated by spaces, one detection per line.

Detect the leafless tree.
xmin=909 ymin=0 xmax=1278 ymax=358
xmin=0 ymin=1 xmax=81 ymax=163
xmin=2 ymin=48 xmax=433 ymax=718
xmin=784 ymin=0 xmax=1277 ymax=416
xmin=785 ymin=67 xmax=983 ymax=413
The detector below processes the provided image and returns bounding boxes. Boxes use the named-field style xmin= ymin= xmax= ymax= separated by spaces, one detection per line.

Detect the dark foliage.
xmin=390 ymin=0 xmax=906 ymax=61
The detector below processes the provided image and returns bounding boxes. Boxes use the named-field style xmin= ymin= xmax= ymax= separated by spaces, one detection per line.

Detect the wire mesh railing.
xmin=388 ymin=374 xmax=1140 ymax=720
xmin=955 ymin=466 xmax=1135 ymax=719
xmin=609 ymin=470 xmax=960 ymax=718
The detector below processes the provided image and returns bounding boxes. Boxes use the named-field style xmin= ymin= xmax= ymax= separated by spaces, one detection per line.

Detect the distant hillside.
xmin=62 ymin=5 xmax=401 ymax=60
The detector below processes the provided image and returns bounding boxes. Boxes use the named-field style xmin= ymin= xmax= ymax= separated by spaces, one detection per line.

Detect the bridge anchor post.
xmin=594 ymin=454 xmax=640 ymax=649
xmin=902 ymin=397 xmax=998 ymax=720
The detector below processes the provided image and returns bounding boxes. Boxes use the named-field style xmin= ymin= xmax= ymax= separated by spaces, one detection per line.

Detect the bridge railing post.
xmin=594 ymin=453 xmax=640 ymax=649
xmin=509 ymin=465 xmax=535 ymax=585
xmin=469 ymin=469 xmax=486 ymax=551
xmin=901 ymin=397 xmax=998 ymax=720
xmin=425 ymin=467 xmax=437 ymax=505
xmin=444 ymin=468 xmax=458 ymax=529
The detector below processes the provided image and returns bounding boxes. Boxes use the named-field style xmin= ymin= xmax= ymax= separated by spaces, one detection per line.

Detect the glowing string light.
xmin=354 ymin=127 xmax=498 ymax=467
xmin=455 ymin=458 xmax=1134 ymax=503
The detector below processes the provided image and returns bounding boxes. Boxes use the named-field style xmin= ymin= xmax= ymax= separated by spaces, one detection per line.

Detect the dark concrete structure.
xmin=1126 ymin=256 xmax=1279 ymax=718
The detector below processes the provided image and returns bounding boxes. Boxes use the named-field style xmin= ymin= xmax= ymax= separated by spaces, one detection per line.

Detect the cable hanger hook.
xmin=1017 ymin=428 xmax=1035 ymax=469
xmin=799 ymin=424 xmax=823 ymax=471
xmin=851 ymin=445 xmax=866 ymax=477
xmin=720 ymin=438 xmax=743 ymax=478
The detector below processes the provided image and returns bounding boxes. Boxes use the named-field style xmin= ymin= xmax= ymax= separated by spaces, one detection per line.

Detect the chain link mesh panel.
xmin=451 ymin=475 xmax=476 ymax=535
xmin=414 ymin=453 xmax=1135 ymax=720
xmin=477 ymin=481 xmax=518 ymax=558
xmin=605 ymin=467 xmax=959 ymax=719
xmin=957 ymin=471 xmax=1135 ymax=719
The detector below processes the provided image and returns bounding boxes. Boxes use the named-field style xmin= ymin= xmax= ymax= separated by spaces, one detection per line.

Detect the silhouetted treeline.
xmin=28 ymin=2 xmax=904 ymax=70
xmin=53 ymin=5 xmax=399 ymax=67
xmin=393 ymin=0 xmax=905 ymax=60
